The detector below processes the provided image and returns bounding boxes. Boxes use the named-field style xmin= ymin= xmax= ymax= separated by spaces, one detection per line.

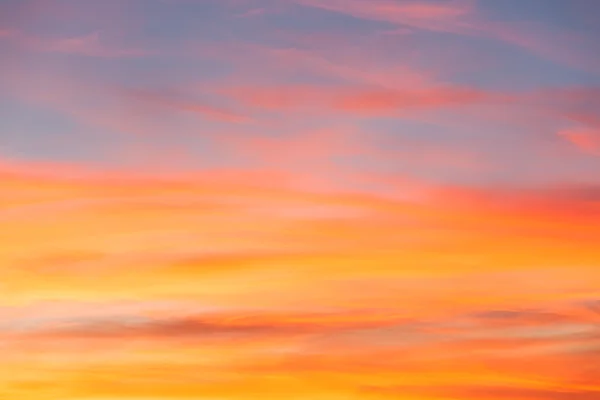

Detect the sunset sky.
xmin=1 ymin=0 xmax=600 ymax=399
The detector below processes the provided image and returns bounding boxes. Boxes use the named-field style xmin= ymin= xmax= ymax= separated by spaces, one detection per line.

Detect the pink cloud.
xmin=235 ymin=7 xmax=271 ymax=18
xmin=481 ymin=22 xmax=600 ymax=74
xmin=19 ymin=31 xmax=151 ymax=58
xmin=196 ymin=38 xmax=434 ymax=91
xmin=0 ymin=62 xmax=251 ymax=153
xmin=293 ymin=0 xmax=474 ymax=33
xmin=221 ymin=83 xmax=493 ymax=116
xmin=558 ymin=128 xmax=600 ymax=156
xmin=292 ymin=0 xmax=600 ymax=73
xmin=220 ymin=126 xmax=364 ymax=165
xmin=334 ymin=85 xmax=488 ymax=114
xmin=125 ymin=88 xmax=252 ymax=124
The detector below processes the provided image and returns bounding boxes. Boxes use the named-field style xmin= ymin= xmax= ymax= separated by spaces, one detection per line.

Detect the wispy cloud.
xmin=2 ymin=0 xmax=600 ymax=398
xmin=125 ymin=87 xmax=252 ymax=124
xmin=559 ymin=128 xmax=600 ymax=156
xmin=221 ymin=83 xmax=493 ymax=116
xmin=292 ymin=0 xmax=600 ymax=73
xmin=31 ymin=31 xmax=151 ymax=58
xmin=293 ymin=0 xmax=474 ymax=33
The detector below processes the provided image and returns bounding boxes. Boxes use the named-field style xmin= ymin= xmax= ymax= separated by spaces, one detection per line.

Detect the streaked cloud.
xmin=1 ymin=0 xmax=599 ymax=398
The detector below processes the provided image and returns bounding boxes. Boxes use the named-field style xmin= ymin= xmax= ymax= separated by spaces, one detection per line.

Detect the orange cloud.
xmin=1 ymin=159 xmax=598 ymax=310
xmin=2 ymin=1 xmax=599 ymax=398
xmin=0 ymin=159 xmax=599 ymax=398
xmin=364 ymin=384 xmax=600 ymax=400
xmin=2 ymin=274 xmax=598 ymax=398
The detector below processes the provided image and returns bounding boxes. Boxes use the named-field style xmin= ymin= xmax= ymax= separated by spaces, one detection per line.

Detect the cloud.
xmin=1 ymin=158 xmax=599 ymax=316
xmin=217 ymin=126 xmax=366 ymax=171
xmin=125 ymin=87 xmax=252 ymax=124
xmin=5 ymin=297 xmax=598 ymax=359
xmin=293 ymin=0 xmax=474 ymax=33
xmin=0 ymin=61 xmax=251 ymax=168
xmin=364 ymin=384 xmax=600 ymax=400
xmin=486 ymin=21 xmax=600 ymax=74
xmin=38 ymin=316 xmax=308 ymax=340
xmin=235 ymin=7 xmax=270 ymax=18
xmin=252 ymin=43 xmax=432 ymax=88
xmin=205 ymin=38 xmax=480 ymax=113
xmin=221 ymin=83 xmax=494 ymax=116
xmin=28 ymin=31 xmax=151 ymax=58
xmin=2 ymin=1 xmax=600 ymax=398
xmin=10 ymin=310 xmax=412 ymax=342
xmin=558 ymin=128 xmax=600 ymax=156
xmin=292 ymin=0 xmax=600 ymax=73
xmin=1 ymin=0 xmax=149 ymax=58
xmin=333 ymin=85 xmax=489 ymax=114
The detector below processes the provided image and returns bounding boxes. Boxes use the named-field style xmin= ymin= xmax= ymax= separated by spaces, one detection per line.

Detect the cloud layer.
xmin=1 ymin=0 xmax=599 ymax=399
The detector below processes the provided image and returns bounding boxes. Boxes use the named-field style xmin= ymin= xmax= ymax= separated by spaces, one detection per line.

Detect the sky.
xmin=0 ymin=0 xmax=599 ymax=399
